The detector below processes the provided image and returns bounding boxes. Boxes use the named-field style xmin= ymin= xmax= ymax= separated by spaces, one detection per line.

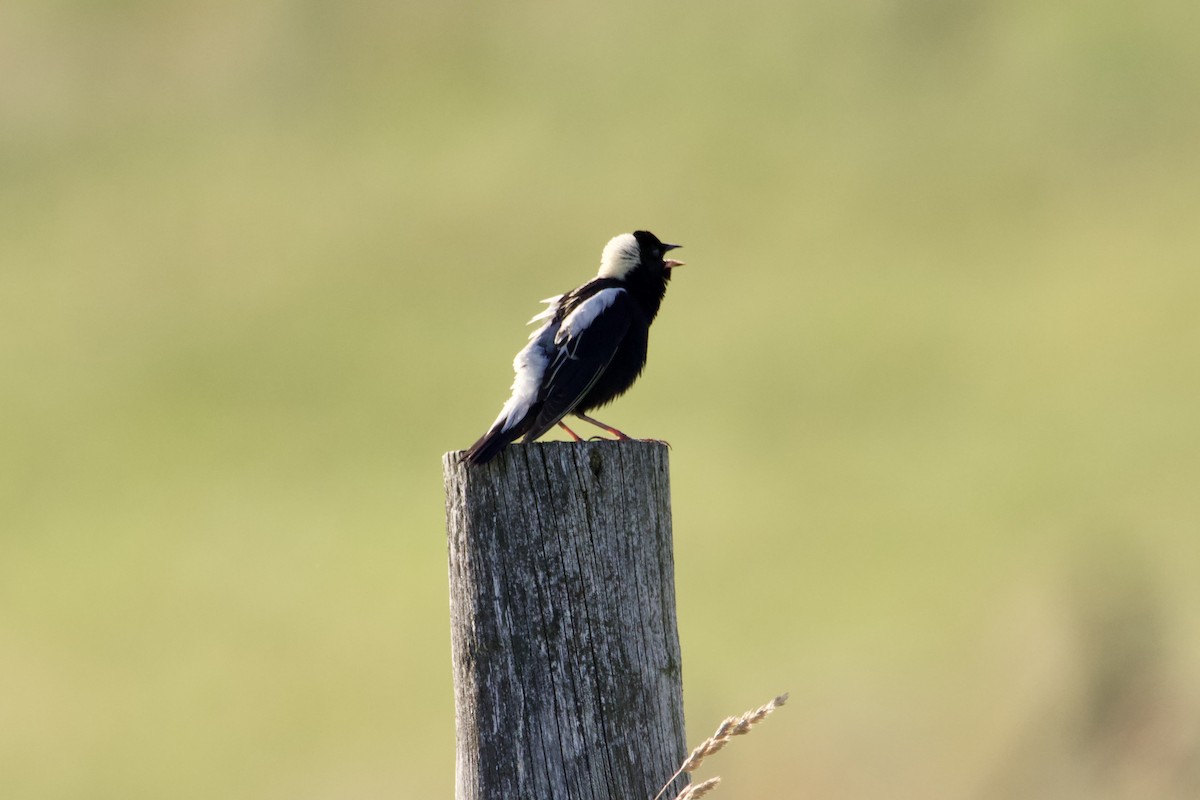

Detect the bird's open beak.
xmin=663 ymin=243 xmax=683 ymax=269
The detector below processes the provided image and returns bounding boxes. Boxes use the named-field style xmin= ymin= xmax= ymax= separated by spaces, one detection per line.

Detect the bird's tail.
xmin=462 ymin=421 xmax=526 ymax=466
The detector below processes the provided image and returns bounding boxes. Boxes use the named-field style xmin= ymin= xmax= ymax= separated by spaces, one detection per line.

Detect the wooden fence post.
xmin=442 ymin=440 xmax=687 ymax=800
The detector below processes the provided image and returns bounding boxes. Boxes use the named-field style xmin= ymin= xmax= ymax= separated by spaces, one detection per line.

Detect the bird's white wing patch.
xmin=490 ymin=321 xmax=556 ymax=433
xmin=557 ymin=288 xmax=626 ymax=343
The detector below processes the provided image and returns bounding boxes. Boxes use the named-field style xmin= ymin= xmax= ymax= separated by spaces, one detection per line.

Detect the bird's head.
xmin=597 ymin=231 xmax=683 ymax=283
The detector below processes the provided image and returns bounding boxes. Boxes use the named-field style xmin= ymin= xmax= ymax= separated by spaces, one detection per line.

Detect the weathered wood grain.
xmin=443 ymin=440 xmax=687 ymax=800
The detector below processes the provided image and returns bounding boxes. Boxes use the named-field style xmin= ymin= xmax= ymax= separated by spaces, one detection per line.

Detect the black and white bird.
xmin=463 ymin=230 xmax=683 ymax=465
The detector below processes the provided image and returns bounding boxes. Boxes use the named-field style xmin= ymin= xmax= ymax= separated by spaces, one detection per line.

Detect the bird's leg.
xmin=557 ymin=420 xmax=584 ymax=442
xmin=574 ymin=412 xmax=631 ymax=440
xmin=575 ymin=412 xmax=671 ymax=448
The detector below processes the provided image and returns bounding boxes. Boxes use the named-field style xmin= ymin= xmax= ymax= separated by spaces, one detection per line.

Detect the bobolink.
xmin=464 ymin=230 xmax=682 ymax=465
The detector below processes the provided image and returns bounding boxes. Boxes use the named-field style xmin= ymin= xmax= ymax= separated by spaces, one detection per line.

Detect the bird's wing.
xmin=522 ymin=287 xmax=634 ymax=442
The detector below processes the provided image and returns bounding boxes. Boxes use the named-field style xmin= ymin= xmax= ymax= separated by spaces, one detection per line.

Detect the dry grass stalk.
xmin=653 ymin=692 xmax=788 ymax=800
xmin=673 ymin=777 xmax=721 ymax=800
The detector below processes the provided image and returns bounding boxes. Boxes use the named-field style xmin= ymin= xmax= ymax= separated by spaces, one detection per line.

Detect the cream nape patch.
xmin=596 ymin=233 xmax=640 ymax=279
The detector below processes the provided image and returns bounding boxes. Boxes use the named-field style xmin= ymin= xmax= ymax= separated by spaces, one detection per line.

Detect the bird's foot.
xmin=584 ymin=434 xmax=669 ymax=448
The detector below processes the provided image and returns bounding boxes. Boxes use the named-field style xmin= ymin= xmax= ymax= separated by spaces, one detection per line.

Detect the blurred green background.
xmin=3 ymin=1 xmax=1199 ymax=797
